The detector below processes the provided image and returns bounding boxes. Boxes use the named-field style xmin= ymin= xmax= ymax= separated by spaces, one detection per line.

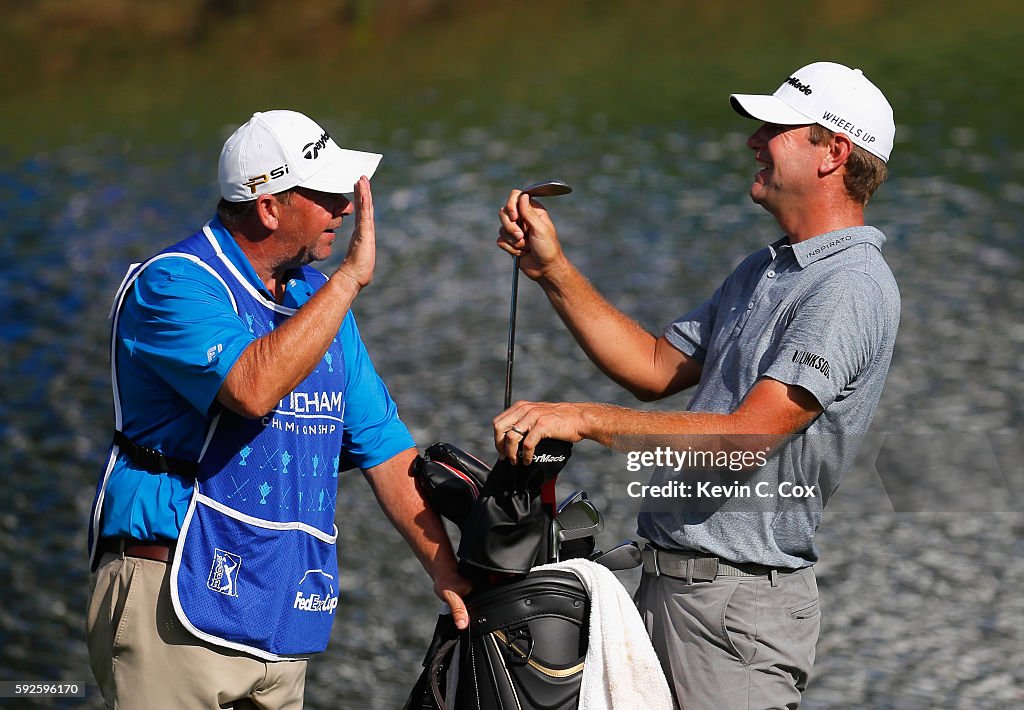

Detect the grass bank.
xmin=2 ymin=0 xmax=1021 ymax=156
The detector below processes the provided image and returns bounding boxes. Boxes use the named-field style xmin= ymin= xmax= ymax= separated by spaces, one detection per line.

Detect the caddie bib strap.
xmin=112 ymin=430 xmax=199 ymax=477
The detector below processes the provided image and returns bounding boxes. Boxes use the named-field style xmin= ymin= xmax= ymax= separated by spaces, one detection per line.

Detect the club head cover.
xmin=457 ymin=438 xmax=573 ymax=577
xmin=413 ymin=442 xmax=490 ymax=528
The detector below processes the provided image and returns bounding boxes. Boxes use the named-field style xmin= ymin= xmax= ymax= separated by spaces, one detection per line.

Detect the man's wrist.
xmin=332 ymin=267 xmax=365 ymax=293
xmin=537 ymin=255 xmax=574 ymax=292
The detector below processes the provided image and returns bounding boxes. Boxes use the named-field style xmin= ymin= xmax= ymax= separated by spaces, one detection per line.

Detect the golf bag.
xmin=407 ymin=441 xmax=588 ymax=710
xmin=405 ymin=570 xmax=588 ymax=710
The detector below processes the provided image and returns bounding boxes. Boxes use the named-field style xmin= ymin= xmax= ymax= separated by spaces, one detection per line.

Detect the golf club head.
xmin=559 ymin=535 xmax=597 ymax=561
xmin=591 ymin=541 xmax=642 ymax=571
xmin=550 ymin=498 xmax=602 ymax=563
xmin=556 ymin=489 xmax=588 ymax=516
xmin=522 ymin=180 xmax=573 ymax=197
xmin=556 ymin=499 xmax=604 ymax=542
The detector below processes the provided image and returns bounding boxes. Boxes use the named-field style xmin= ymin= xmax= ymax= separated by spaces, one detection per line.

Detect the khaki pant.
xmin=636 ymin=565 xmax=820 ymax=710
xmin=87 ymin=553 xmax=307 ymax=709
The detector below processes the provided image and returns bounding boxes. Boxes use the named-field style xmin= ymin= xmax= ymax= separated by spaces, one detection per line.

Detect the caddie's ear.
xmin=254 ymin=193 xmax=283 ymax=231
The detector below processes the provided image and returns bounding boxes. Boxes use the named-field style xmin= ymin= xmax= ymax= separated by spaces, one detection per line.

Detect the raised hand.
xmin=337 ymin=176 xmax=376 ymax=289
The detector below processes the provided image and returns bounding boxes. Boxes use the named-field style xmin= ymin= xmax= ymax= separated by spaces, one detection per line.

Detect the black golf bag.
xmin=406 ymin=570 xmax=588 ymax=710
xmin=405 ymin=440 xmax=589 ymax=710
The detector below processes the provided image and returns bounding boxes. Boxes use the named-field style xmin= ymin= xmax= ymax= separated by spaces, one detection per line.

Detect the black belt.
xmin=113 ymin=430 xmax=198 ymax=477
xmin=98 ymin=537 xmax=174 ymax=563
xmin=641 ymin=545 xmax=797 ymax=583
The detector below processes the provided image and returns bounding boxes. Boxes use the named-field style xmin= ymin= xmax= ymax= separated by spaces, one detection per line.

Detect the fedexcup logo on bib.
xmin=293 ymin=569 xmax=339 ymax=615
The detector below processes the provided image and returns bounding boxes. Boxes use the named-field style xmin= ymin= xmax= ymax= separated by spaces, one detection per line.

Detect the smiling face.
xmin=746 ymin=123 xmax=826 ymax=217
xmin=275 ymin=187 xmax=353 ymax=266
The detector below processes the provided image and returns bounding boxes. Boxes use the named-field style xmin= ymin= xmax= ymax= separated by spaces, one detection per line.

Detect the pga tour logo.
xmin=207 ymin=548 xmax=242 ymax=597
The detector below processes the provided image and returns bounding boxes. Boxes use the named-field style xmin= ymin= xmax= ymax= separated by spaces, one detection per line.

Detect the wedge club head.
xmin=522 ymin=180 xmax=573 ymax=198
xmin=550 ymin=497 xmax=603 ymax=563
xmin=590 ymin=541 xmax=642 ymax=571
xmin=556 ymin=498 xmax=604 ymax=540
xmin=557 ymin=489 xmax=588 ymax=516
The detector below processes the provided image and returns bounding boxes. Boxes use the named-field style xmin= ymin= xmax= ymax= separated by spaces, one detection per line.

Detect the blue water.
xmin=1 ymin=112 xmax=1022 ymax=708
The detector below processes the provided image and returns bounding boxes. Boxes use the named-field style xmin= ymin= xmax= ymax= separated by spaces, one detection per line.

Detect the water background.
xmin=2 ymin=5 xmax=1024 ymax=706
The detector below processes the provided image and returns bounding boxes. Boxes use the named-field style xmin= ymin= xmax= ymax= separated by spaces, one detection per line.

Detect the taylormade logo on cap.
xmin=218 ymin=110 xmax=383 ymax=202
xmin=730 ymin=61 xmax=895 ymax=162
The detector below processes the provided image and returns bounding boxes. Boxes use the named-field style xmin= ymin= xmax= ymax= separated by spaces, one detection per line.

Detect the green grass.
xmin=2 ymin=0 xmax=1022 ymax=155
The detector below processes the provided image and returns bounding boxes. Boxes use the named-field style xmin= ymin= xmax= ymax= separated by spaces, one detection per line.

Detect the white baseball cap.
xmin=218 ymin=110 xmax=382 ymax=202
xmin=730 ymin=62 xmax=895 ymax=162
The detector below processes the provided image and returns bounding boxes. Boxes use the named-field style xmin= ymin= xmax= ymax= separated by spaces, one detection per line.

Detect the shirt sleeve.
xmin=663 ymin=250 xmax=766 ymax=361
xmin=119 ymin=257 xmax=255 ymax=416
xmin=762 ymin=271 xmax=888 ymax=408
xmin=663 ymin=283 xmax=724 ymax=363
xmin=337 ymin=313 xmax=416 ymax=471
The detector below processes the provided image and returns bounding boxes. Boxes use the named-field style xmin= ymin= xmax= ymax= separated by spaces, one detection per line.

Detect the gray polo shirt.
xmin=637 ymin=226 xmax=900 ymax=568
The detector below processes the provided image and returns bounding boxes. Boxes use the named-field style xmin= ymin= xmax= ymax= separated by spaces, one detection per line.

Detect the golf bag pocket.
xmin=171 ymin=493 xmax=340 ymax=659
xmin=406 ymin=570 xmax=589 ymax=710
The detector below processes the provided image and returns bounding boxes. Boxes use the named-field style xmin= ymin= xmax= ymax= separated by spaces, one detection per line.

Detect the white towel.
xmin=534 ymin=559 xmax=673 ymax=710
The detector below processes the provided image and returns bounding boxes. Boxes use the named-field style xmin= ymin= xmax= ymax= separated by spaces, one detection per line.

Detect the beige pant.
xmin=87 ymin=553 xmax=307 ymax=709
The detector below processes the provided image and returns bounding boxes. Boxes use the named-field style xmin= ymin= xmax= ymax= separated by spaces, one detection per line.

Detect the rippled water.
xmin=2 ymin=111 xmax=1022 ymax=708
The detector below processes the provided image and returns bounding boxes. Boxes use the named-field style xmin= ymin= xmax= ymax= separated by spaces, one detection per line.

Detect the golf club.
xmin=504 ymin=180 xmax=573 ymax=410
xmin=502 ymin=180 xmax=574 ymax=565
xmin=550 ymin=497 xmax=603 ymax=562
xmin=590 ymin=541 xmax=642 ymax=571
xmin=556 ymin=489 xmax=588 ymax=515
xmin=553 ymin=493 xmax=600 ymax=562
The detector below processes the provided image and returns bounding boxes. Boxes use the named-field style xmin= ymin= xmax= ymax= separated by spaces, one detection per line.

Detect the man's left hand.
xmin=493 ymin=401 xmax=589 ymax=464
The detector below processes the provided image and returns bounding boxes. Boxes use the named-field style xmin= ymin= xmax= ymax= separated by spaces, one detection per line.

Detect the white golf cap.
xmin=730 ymin=62 xmax=894 ymax=162
xmin=218 ymin=110 xmax=382 ymax=202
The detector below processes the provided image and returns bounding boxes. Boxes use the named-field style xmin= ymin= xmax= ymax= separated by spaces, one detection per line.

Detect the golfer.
xmin=492 ymin=62 xmax=900 ymax=708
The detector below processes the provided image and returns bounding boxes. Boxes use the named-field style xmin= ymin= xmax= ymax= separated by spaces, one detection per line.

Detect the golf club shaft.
xmin=503 ymin=181 xmax=571 ymax=412
xmin=504 ymin=255 xmax=520 ymax=411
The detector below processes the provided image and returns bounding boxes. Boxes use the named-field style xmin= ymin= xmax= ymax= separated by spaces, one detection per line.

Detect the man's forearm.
xmin=218 ymin=270 xmax=362 ymax=417
xmin=495 ymin=379 xmax=822 ymax=464
xmin=579 ymin=403 xmax=775 ymax=451
xmin=363 ymin=448 xmax=461 ymax=580
xmin=537 ymin=259 xmax=673 ymax=398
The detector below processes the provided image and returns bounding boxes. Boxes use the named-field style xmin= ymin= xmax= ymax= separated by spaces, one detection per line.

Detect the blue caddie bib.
xmin=103 ymin=223 xmax=347 ymax=659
